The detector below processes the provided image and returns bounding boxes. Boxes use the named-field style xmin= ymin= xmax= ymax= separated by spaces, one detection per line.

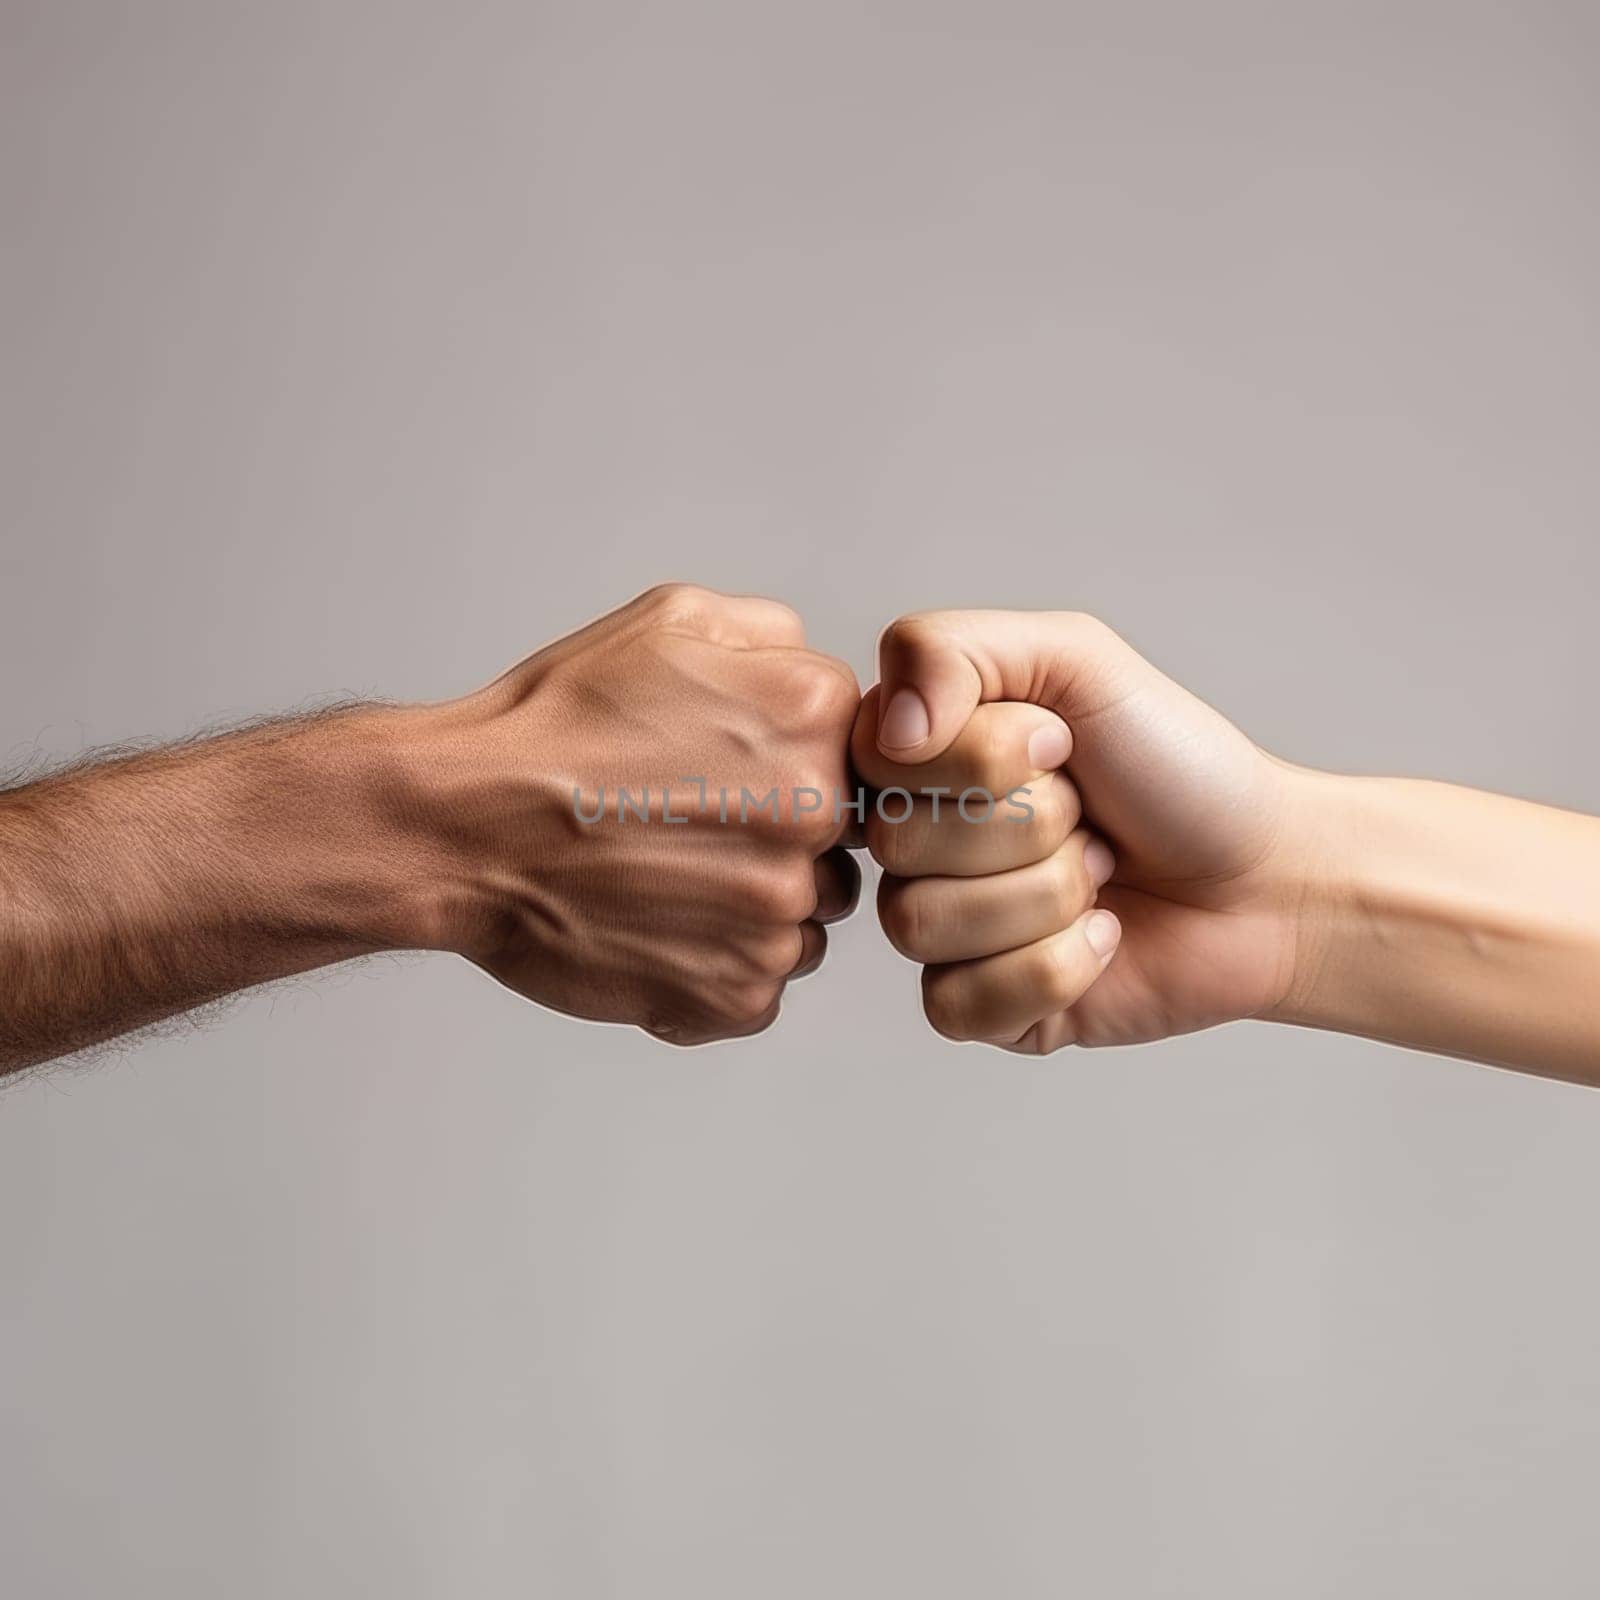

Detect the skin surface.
xmin=860 ymin=609 xmax=1600 ymax=1084
xmin=4 ymin=589 xmax=1598 ymax=1084
xmin=0 ymin=584 xmax=860 ymax=1075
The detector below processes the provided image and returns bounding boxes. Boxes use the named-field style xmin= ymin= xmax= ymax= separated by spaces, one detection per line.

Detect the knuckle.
xmin=1062 ymin=609 xmax=1115 ymax=644
xmin=1033 ymin=780 xmax=1064 ymax=834
xmin=1054 ymin=847 xmax=1092 ymax=926
xmin=792 ymin=806 xmax=841 ymax=853
xmin=1029 ymin=935 xmax=1083 ymax=1009
xmin=881 ymin=612 xmax=945 ymax=660
xmin=1060 ymin=611 xmax=1132 ymax=666
xmin=750 ymin=927 xmax=802 ymax=980
xmin=962 ymin=713 xmax=1009 ymax=789
xmin=790 ymin=745 xmax=849 ymax=827
xmin=784 ymin=815 xmax=829 ymax=856
xmin=864 ymin=810 xmax=906 ymax=873
xmin=920 ymin=966 xmax=969 ymax=1040
xmin=1061 ymin=782 xmax=1084 ymax=834
xmin=794 ymin=924 xmax=828 ymax=976
xmin=1038 ymin=776 xmax=1081 ymax=840
xmin=876 ymin=877 xmax=923 ymax=957
xmin=639 ymin=580 xmax=695 ymax=608
xmin=720 ymin=983 xmax=780 ymax=1030
xmin=783 ymin=862 xmax=823 ymax=921
xmin=788 ymin=654 xmax=860 ymax=732
xmin=640 ymin=581 xmax=714 ymax=623
xmin=762 ymin=597 xmax=806 ymax=635
xmin=751 ymin=866 xmax=819 ymax=926
xmin=813 ymin=853 xmax=860 ymax=922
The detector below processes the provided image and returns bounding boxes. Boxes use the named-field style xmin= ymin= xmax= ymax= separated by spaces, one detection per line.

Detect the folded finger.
xmin=853 ymin=690 xmax=1071 ymax=795
xmin=921 ymin=908 xmax=1122 ymax=1042
xmin=879 ymin=830 xmax=1114 ymax=964
xmin=867 ymin=771 xmax=1081 ymax=878
xmin=790 ymin=919 xmax=828 ymax=978
xmin=813 ymin=847 xmax=862 ymax=923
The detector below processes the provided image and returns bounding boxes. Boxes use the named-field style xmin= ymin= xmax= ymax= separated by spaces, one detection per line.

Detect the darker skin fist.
xmin=421 ymin=585 xmax=862 ymax=1045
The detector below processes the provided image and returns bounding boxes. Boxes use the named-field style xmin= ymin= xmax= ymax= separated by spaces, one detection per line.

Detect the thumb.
xmin=875 ymin=609 xmax=1134 ymax=762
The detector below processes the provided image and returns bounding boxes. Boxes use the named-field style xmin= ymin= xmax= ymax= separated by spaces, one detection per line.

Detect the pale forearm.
xmin=0 ymin=707 xmax=452 ymax=1075
xmin=1274 ymin=772 xmax=1600 ymax=1083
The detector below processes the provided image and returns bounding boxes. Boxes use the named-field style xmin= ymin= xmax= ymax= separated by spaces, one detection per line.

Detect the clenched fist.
xmin=855 ymin=610 xmax=1302 ymax=1054
xmin=4 ymin=586 xmax=1596 ymax=1079
xmin=419 ymin=585 xmax=862 ymax=1044
xmin=6 ymin=581 xmax=1594 ymax=1080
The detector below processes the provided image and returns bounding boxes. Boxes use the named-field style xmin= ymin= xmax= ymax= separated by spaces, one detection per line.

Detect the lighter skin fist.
xmin=855 ymin=610 xmax=1306 ymax=1055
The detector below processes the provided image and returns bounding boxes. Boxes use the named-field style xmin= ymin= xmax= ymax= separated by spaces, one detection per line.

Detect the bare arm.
xmin=0 ymin=708 xmax=448 ymax=1074
xmin=0 ymin=585 xmax=861 ymax=1078
xmin=1272 ymin=773 xmax=1600 ymax=1082
xmin=856 ymin=609 xmax=1600 ymax=1085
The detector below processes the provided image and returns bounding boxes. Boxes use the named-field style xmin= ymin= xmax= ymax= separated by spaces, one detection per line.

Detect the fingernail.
xmin=878 ymin=686 xmax=930 ymax=750
xmin=1083 ymin=837 xmax=1115 ymax=887
xmin=1027 ymin=721 xmax=1071 ymax=770
xmin=1084 ymin=909 xmax=1121 ymax=960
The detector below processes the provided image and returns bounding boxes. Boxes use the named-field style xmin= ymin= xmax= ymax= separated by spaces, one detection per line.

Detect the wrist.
xmin=215 ymin=703 xmax=473 ymax=959
xmin=335 ymin=698 xmax=506 ymax=956
xmin=359 ymin=688 xmax=573 ymax=961
xmin=1258 ymin=764 xmax=1366 ymax=1029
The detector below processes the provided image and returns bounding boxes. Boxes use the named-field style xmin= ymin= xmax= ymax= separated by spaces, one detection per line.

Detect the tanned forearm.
xmin=0 ymin=707 xmax=453 ymax=1076
xmin=1273 ymin=772 xmax=1600 ymax=1083
xmin=0 ymin=584 xmax=869 ymax=1075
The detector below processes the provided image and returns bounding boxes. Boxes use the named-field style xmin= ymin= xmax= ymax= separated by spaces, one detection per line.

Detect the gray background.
xmin=3 ymin=1 xmax=1598 ymax=1595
